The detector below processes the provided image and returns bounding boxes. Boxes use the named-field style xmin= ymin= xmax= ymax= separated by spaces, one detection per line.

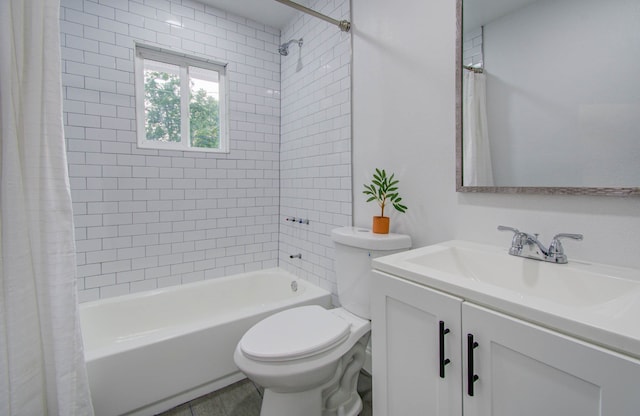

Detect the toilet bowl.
xmin=234 ymin=306 xmax=370 ymax=416
xmin=233 ymin=227 xmax=411 ymax=416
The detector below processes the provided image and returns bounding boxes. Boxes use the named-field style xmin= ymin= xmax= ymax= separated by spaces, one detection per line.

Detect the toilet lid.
xmin=239 ymin=305 xmax=351 ymax=362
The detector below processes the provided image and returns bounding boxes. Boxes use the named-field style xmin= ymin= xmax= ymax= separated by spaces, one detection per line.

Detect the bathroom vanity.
xmin=370 ymin=241 xmax=640 ymax=416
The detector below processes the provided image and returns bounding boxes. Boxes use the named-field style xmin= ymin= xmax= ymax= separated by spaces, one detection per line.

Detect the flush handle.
xmin=439 ymin=321 xmax=451 ymax=378
xmin=467 ymin=334 xmax=480 ymax=396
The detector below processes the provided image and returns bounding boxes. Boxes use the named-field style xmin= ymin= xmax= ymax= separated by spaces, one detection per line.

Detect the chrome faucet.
xmin=498 ymin=225 xmax=583 ymax=264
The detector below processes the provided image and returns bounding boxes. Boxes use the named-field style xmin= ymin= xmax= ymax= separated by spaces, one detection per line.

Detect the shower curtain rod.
xmin=275 ymin=0 xmax=351 ymax=32
xmin=464 ymin=65 xmax=484 ymax=74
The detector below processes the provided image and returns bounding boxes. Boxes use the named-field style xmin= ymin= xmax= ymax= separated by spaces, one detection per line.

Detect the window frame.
xmin=134 ymin=44 xmax=229 ymax=153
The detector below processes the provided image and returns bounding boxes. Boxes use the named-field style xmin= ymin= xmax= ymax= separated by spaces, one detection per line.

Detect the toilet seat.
xmin=239 ymin=305 xmax=351 ymax=362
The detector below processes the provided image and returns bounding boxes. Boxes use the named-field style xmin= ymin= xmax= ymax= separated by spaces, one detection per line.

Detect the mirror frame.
xmin=455 ymin=0 xmax=640 ymax=197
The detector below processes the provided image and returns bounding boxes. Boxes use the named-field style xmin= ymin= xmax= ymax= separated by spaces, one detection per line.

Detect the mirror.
xmin=456 ymin=0 xmax=640 ymax=196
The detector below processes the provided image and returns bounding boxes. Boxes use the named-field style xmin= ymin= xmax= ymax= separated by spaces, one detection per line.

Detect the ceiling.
xmin=199 ymin=0 xmax=301 ymax=29
xmin=203 ymin=0 xmax=539 ymax=34
xmin=463 ymin=0 xmax=540 ymax=31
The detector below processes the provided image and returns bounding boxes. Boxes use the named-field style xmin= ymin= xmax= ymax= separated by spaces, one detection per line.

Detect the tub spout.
xmin=289 ymin=253 xmax=302 ymax=259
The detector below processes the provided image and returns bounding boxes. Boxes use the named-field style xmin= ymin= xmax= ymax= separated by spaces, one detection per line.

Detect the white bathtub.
xmin=80 ymin=268 xmax=332 ymax=416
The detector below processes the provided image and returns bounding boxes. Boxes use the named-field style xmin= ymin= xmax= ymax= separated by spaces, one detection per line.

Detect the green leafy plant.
xmin=363 ymin=168 xmax=408 ymax=217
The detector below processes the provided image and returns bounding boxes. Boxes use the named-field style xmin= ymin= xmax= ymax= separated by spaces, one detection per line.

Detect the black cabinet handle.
xmin=439 ymin=321 xmax=451 ymax=378
xmin=467 ymin=334 xmax=479 ymax=396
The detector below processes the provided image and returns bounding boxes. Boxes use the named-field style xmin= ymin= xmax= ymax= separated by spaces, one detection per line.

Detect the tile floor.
xmin=158 ymin=372 xmax=372 ymax=416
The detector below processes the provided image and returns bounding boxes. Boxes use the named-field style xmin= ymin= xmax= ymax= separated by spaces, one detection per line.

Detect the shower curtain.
xmin=463 ymin=69 xmax=494 ymax=186
xmin=0 ymin=0 xmax=94 ymax=415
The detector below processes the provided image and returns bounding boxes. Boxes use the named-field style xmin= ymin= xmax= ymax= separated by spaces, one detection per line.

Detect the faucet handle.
xmin=497 ymin=225 xmax=520 ymax=234
xmin=549 ymin=233 xmax=583 ymax=253
xmin=548 ymin=233 xmax=583 ymax=263
xmin=498 ymin=225 xmax=528 ymax=255
xmin=552 ymin=233 xmax=584 ymax=242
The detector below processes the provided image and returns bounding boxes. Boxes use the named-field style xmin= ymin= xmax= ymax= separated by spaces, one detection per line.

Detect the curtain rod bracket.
xmin=338 ymin=20 xmax=351 ymax=32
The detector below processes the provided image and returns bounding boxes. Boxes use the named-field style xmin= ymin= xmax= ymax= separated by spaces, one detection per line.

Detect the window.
xmin=134 ymin=45 xmax=228 ymax=153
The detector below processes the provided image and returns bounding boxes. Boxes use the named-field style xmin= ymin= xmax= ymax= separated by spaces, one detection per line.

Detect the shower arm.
xmin=274 ymin=0 xmax=351 ymax=32
xmin=279 ymin=38 xmax=303 ymax=56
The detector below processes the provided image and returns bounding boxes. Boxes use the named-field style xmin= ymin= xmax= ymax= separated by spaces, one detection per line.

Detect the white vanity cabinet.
xmin=372 ymin=270 xmax=640 ymax=416
xmin=371 ymin=270 xmax=463 ymax=415
xmin=462 ymin=302 xmax=640 ymax=416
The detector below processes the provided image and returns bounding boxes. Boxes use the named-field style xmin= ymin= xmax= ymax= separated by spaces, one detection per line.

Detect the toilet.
xmin=233 ymin=227 xmax=411 ymax=416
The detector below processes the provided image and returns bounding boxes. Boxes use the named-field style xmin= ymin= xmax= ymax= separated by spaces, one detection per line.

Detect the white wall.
xmin=278 ymin=0 xmax=352 ymax=298
xmin=61 ymin=0 xmax=281 ymax=301
xmin=352 ymin=0 xmax=640 ymax=270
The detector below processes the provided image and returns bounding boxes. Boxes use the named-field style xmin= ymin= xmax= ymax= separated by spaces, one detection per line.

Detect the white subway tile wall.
xmin=463 ymin=27 xmax=483 ymax=67
xmin=278 ymin=0 xmax=352 ymax=301
xmin=61 ymin=0 xmax=282 ymax=301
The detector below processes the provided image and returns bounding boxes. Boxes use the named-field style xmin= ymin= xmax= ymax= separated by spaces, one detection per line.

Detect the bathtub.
xmin=80 ymin=268 xmax=332 ymax=416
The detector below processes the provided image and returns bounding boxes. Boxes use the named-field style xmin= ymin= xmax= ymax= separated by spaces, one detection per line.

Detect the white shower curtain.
xmin=463 ymin=69 xmax=494 ymax=186
xmin=0 ymin=1 xmax=94 ymax=415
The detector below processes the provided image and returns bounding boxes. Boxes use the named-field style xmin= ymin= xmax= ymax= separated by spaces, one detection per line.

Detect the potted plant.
xmin=363 ymin=168 xmax=408 ymax=234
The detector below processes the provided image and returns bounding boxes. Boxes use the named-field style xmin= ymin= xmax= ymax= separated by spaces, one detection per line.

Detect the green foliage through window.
xmin=189 ymin=87 xmax=219 ymax=149
xmin=139 ymin=50 xmax=224 ymax=152
xmin=144 ymin=70 xmax=220 ymax=148
xmin=144 ymin=71 xmax=181 ymax=142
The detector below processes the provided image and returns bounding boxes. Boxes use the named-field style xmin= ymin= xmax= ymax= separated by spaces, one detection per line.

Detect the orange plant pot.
xmin=372 ymin=216 xmax=390 ymax=234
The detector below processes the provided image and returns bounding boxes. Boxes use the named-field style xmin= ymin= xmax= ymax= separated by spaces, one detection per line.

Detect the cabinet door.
xmin=371 ymin=271 xmax=463 ymax=416
xmin=462 ymin=302 xmax=640 ymax=416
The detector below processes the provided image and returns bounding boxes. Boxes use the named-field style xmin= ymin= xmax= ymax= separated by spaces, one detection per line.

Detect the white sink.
xmin=404 ymin=244 xmax=640 ymax=307
xmin=373 ymin=240 xmax=640 ymax=359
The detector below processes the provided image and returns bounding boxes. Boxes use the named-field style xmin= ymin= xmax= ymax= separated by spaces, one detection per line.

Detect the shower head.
xmin=278 ymin=38 xmax=303 ymax=56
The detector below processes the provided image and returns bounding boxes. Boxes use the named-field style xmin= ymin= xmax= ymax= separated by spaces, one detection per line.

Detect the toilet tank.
xmin=331 ymin=227 xmax=411 ymax=319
